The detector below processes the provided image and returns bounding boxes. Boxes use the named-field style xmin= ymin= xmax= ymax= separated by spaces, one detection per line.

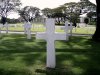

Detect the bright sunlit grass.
xmin=1 ymin=23 xmax=96 ymax=35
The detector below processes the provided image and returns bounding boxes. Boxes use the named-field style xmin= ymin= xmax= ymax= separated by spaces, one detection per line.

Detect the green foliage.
xmin=42 ymin=8 xmax=52 ymax=17
xmin=84 ymin=17 xmax=89 ymax=24
xmin=19 ymin=6 xmax=40 ymax=22
xmin=0 ymin=0 xmax=21 ymax=16
xmin=52 ymin=13 xmax=66 ymax=18
xmin=87 ymin=12 xmax=96 ymax=18
xmin=7 ymin=18 xmax=20 ymax=24
xmin=88 ymin=22 xmax=96 ymax=25
xmin=0 ymin=0 xmax=21 ymax=24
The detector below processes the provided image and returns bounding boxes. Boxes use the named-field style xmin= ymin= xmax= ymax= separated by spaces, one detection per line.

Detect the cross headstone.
xmin=0 ymin=25 xmax=1 ymax=33
xmin=61 ymin=21 xmax=75 ymax=36
xmin=4 ymin=22 xmax=9 ymax=34
xmin=0 ymin=24 xmax=3 ymax=33
xmin=0 ymin=22 xmax=9 ymax=34
xmin=24 ymin=21 xmax=32 ymax=39
xmin=36 ymin=18 xmax=69 ymax=68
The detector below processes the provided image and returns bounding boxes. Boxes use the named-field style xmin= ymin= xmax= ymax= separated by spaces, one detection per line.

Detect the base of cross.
xmin=46 ymin=67 xmax=69 ymax=74
xmin=35 ymin=67 xmax=69 ymax=74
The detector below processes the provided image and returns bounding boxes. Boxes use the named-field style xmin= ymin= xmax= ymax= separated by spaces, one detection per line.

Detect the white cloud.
xmin=89 ymin=0 xmax=96 ymax=4
xmin=8 ymin=12 xmax=20 ymax=19
xmin=21 ymin=0 xmax=80 ymax=9
xmin=21 ymin=0 xmax=96 ymax=9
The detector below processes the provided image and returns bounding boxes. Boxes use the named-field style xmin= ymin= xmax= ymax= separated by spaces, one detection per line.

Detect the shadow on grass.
xmin=0 ymin=68 xmax=32 ymax=75
xmin=0 ymin=35 xmax=100 ymax=54
xmin=21 ymin=53 xmax=46 ymax=66
xmin=0 ymin=34 xmax=100 ymax=75
xmin=35 ymin=37 xmax=100 ymax=75
xmin=35 ymin=52 xmax=100 ymax=75
xmin=56 ymin=52 xmax=100 ymax=75
xmin=56 ymin=36 xmax=100 ymax=52
xmin=55 ymin=37 xmax=100 ymax=75
xmin=0 ymin=34 xmax=46 ymax=53
xmin=35 ymin=68 xmax=72 ymax=75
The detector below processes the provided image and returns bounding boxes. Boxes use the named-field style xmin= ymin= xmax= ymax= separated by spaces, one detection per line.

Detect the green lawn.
xmin=0 ymin=34 xmax=100 ymax=75
xmin=1 ymin=23 xmax=96 ymax=34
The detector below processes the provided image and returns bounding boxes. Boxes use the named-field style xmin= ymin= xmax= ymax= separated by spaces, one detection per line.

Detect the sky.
xmin=21 ymin=0 xmax=96 ymax=9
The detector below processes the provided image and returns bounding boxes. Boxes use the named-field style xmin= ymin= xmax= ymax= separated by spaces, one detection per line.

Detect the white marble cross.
xmin=4 ymin=22 xmax=9 ymax=34
xmin=24 ymin=22 xmax=32 ymax=39
xmin=0 ymin=22 xmax=9 ymax=34
xmin=0 ymin=24 xmax=3 ymax=33
xmin=61 ymin=21 xmax=75 ymax=36
xmin=36 ymin=18 xmax=68 ymax=68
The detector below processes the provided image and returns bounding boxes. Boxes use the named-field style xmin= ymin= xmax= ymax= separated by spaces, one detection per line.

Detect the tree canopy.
xmin=0 ymin=0 xmax=21 ymax=24
xmin=0 ymin=0 xmax=21 ymax=17
xmin=19 ymin=6 xmax=40 ymax=22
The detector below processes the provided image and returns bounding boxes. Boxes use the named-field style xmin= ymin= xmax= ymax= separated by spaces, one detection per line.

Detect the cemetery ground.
xmin=0 ymin=34 xmax=100 ymax=75
xmin=0 ymin=23 xmax=95 ymax=34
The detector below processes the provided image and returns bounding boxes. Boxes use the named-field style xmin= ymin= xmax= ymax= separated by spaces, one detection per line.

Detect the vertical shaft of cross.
xmin=70 ymin=22 xmax=73 ymax=36
xmin=6 ymin=22 xmax=8 ymax=34
xmin=46 ymin=19 xmax=56 ymax=68
xmin=47 ymin=39 xmax=55 ymax=68
xmin=27 ymin=28 xmax=31 ymax=39
xmin=24 ymin=22 xmax=31 ymax=39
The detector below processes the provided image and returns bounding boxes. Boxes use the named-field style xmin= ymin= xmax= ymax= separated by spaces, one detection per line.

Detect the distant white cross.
xmin=36 ymin=18 xmax=68 ymax=68
xmin=61 ymin=21 xmax=75 ymax=36
xmin=24 ymin=22 xmax=32 ymax=39
xmin=0 ymin=24 xmax=3 ymax=33
xmin=4 ymin=22 xmax=9 ymax=34
xmin=0 ymin=22 xmax=9 ymax=34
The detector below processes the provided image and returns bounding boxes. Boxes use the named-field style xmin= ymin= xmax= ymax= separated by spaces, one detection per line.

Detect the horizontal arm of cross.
xmin=54 ymin=32 xmax=69 ymax=41
xmin=36 ymin=32 xmax=46 ymax=40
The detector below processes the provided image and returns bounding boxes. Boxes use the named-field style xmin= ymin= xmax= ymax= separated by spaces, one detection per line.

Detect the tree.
xmin=92 ymin=0 xmax=100 ymax=41
xmin=79 ymin=0 xmax=96 ymax=11
xmin=64 ymin=2 xmax=80 ymax=23
xmin=87 ymin=12 xmax=96 ymax=19
xmin=51 ymin=12 xmax=66 ymax=25
xmin=64 ymin=2 xmax=77 ymax=14
xmin=19 ymin=6 xmax=40 ymax=22
xmin=0 ymin=0 xmax=21 ymax=24
xmin=42 ymin=8 xmax=52 ymax=17
xmin=84 ymin=17 xmax=89 ymax=24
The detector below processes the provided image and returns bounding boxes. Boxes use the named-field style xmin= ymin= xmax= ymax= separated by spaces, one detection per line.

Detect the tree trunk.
xmin=1 ymin=16 xmax=7 ymax=25
xmin=92 ymin=0 xmax=100 ymax=41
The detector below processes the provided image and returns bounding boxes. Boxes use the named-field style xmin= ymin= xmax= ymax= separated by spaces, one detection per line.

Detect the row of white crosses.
xmin=36 ymin=18 xmax=69 ymax=68
xmin=0 ymin=22 xmax=9 ymax=34
xmin=24 ymin=21 xmax=32 ymax=39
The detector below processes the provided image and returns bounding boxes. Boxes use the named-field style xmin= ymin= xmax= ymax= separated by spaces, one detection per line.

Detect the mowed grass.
xmin=0 ymin=34 xmax=100 ymax=75
xmin=1 ymin=23 xmax=96 ymax=34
